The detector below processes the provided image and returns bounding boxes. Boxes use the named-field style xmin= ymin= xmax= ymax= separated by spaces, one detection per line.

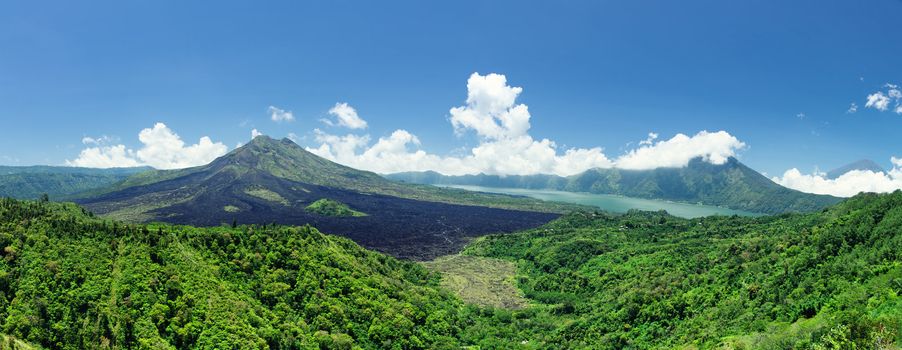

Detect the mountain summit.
xmin=207 ymin=136 xmax=396 ymax=191
xmin=826 ymin=159 xmax=886 ymax=179
xmin=76 ymin=136 xmax=559 ymax=259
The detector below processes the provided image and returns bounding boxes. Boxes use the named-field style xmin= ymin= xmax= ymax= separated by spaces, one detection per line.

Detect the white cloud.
xmin=308 ymin=73 xmax=616 ymax=175
xmin=847 ymin=103 xmax=858 ymax=114
xmin=81 ymin=135 xmax=116 ymax=145
xmin=864 ymin=84 xmax=902 ymax=114
xmin=639 ymin=132 xmax=658 ymax=146
xmin=67 ymin=123 xmax=228 ymax=169
xmin=613 ymin=131 xmax=746 ymax=170
xmin=866 ymin=92 xmax=891 ymax=111
xmin=449 ymin=72 xmax=530 ymax=140
xmin=251 ymin=129 xmax=263 ymax=139
xmin=67 ymin=145 xmax=143 ymax=168
xmin=772 ymin=157 xmax=902 ymax=197
xmin=306 ymin=72 xmax=745 ymax=176
xmin=323 ymin=102 xmax=368 ymax=129
xmin=268 ymin=106 xmax=295 ymax=122
xmin=307 ymin=129 xmax=371 ymax=163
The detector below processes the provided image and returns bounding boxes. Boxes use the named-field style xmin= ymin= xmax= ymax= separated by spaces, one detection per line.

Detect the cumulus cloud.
xmin=449 ymin=73 xmax=530 ymax=140
xmin=323 ymin=102 xmax=368 ymax=129
xmin=613 ymin=131 xmax=746 ymax=170
xmin=772 ymin=157 xmax=902 ymax=197
xmin=307 ymin=129 xmax=371 ymax=163
xmin=67 ymin=123 xmax=228 ymax=169
xmin=847 ymin=103 xmax=858 ymax=114
xmin=268 ymin=106 xmax=295 ymax=122
xmin=307 ymin=72 xmax=746 ymax=176
xmin=864 ymin=84 xmax=902 ymax=114
xmin=867 ymin=92 xmax=891 ymax=111
xmin=67 ymin=145 xmax=143 ymax=168
xmin=251 ymin=129 xmax=263 ymax=139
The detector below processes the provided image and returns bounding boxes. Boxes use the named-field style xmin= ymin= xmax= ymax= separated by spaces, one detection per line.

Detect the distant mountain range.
xmin=826 ymin=159 xmax=886 ymax=179
xmin=0 ymin=165 xmax=150 ymax=200
xmin=73 ymin=136 xmax=562 ymax=259
xmin=387 ymin=157 xmax=842 ymax=214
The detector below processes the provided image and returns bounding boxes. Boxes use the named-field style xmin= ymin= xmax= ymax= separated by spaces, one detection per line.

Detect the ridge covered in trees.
xmin=0 ymin=191 xmax=900 ymax=349
xmin=461 ymin=191 xmax=902 ymax=348
xmin=0 ymin=198 xmax=470 ymax=349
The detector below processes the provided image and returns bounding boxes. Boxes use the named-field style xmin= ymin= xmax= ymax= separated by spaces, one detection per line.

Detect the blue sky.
xmin=1 ymin=0 xmax=900 ymax=179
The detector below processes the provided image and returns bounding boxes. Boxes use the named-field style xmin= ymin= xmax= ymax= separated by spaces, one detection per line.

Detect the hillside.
xmin=0 ymin=198 xmax=475 ymax=349
xmin=387 ymin=157 xmax=842 ymax=214
xmin=0 ymin=166 xmax=149 ymax=200
xmin=452 ymin=191 xmax=902 ymax=348
xmin=75 ymin=136 xmax=562 ymax=260
xmin=2 ymin=192 xmax=901 ymax=349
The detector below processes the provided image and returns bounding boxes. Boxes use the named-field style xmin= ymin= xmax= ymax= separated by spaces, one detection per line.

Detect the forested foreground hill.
xmin=463 ymin=191 xmax=902 ymax=349
xmin=1 ymin=193 xmax=901 ymax=349
xmin=0 ymin=198 xmax=478 ymax=349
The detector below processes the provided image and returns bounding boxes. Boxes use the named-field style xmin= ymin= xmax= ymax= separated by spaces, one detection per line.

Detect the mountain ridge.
xmin=387 ymin=157 xmax=842 ymax=214
xmin=0 ymin=165 xmax=151 ymax=200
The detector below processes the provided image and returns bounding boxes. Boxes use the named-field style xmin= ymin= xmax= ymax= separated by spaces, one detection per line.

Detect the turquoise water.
xmin=441 ymin=185 xmax=763 ymax=218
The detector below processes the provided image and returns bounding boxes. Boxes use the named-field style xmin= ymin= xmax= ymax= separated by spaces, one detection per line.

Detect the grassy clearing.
xmin=0 ymin=334 xmax=37 ymax=350
xmin=223 ymin=205 xmax=240 ymax=213
xmin=305 ymin=198 xmax=367 ymax=217
xmin=423 ymin=254 xmax=528 ymax=309
xmin=244 ymin=187 xmax=289 ymax=206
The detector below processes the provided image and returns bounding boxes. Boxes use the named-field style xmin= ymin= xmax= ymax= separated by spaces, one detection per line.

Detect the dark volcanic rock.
xmin=78 ymin=137 xmax=558 ymax=260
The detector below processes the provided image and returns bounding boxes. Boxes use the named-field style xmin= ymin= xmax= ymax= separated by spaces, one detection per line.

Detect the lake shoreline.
xmin=437 ymin=184 xmax=764 ymax=218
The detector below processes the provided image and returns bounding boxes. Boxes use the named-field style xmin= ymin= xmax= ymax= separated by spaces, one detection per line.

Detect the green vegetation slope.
xmin=1 ymin=191 xmax=901 ymax=348
xmin=0 ymin=166 xmax=149 ymax=200
xmin=0 ymin=198 xmax=479 ymax=349
xmin=305 ymin=199 xmax=367 ymax=217
xmin=458 ymin=191 xmax=902 ymax=348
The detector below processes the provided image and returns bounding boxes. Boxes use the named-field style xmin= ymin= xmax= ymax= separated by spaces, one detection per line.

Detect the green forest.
xmin=462 ymin=191 xmax=902 ymax=349
xmin=0 ymin=191 xmax=900 ymax=349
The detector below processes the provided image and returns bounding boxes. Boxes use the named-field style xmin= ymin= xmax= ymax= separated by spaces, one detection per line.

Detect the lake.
xmin=440 ymin=185 xmax=763 ymax=218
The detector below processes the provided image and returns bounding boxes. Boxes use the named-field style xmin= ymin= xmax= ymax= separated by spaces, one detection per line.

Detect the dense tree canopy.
xmin=463 ymin=191 xmax=902 ymax=349
xmin=0 ymin=198 xmax=469 ymax=349
xmin=0 ymin=191 xmax=900 ymax=349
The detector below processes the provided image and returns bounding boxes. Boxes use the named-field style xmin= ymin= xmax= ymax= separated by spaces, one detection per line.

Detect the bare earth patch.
xmin=423 ymin=255 xmax=528 ymax=309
